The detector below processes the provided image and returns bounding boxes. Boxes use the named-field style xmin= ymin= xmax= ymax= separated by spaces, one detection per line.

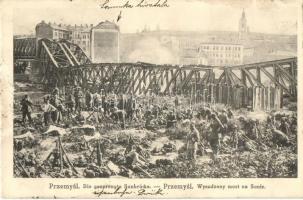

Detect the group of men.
xmin=20 ymin=86 xmax=140 ymax=127
xmin=19 ymin=86 xmax=296 ymax=163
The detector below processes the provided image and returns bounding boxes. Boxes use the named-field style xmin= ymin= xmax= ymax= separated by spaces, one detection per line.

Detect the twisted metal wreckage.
xmin=14 ymin=37 xmax=297 ymax=110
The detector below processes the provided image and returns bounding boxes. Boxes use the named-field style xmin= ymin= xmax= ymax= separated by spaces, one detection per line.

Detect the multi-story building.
xmin=179 ymin=48 xmax=208 ymax=65
xmin=199 ymin=43 xmax=243 ymax=66
xmin=36 ymin=21 xmax=71 ymax=41
xmin=35 ymin=21 xmax=92 ymax=57
xmin=70 ymin=24 xmax=92 ymax=57
xmin=91 ymin=20 xmax=120 ymax=63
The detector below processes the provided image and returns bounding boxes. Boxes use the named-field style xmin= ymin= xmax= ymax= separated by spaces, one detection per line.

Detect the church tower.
xmin=239 ymin=9 xmax=249 ymax=39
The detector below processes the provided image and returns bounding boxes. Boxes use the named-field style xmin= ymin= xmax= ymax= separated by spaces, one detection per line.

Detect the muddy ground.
xmin=13 ymin=81 xmax=297 ymax=178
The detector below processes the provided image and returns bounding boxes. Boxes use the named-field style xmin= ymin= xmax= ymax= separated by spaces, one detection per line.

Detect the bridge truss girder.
xmin=13 ymin=38 xmax=36 ymax=60
xmin=54 ymin=57 xmax=297 ymax=98
xmin=13 ymin=37 xmax=297 ymax=98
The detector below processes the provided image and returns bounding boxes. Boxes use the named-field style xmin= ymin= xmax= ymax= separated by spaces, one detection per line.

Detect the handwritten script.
xmin=100 ymin=0 xmax=169 ymax=9
xmin=93 ymin=186 xmax=165 ymax=197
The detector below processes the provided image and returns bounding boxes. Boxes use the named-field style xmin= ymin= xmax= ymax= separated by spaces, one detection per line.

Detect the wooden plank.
xmin=242 ymin=69 xmax=254 ymax=87
xmin=216 ymin=71 xmax=225 ymax=84
xmin=116 ymin=67 xmax=130 ymax=93
xmin=163 ymin=69 xmax=180 ymax=94
xmin=125 ymin=67 xmax=136 ymax=93
xmin=134 ymin=69 xmax=150 ymax=94
xmin=62 ymin=43 xmax=81 ymax=65
xmin=179 ymin=70 xmax=195 ymax=89
xmin=256 ymin=67 xmax=261 ymax=83
xmin=259 ymin=67 xmax=291 ymax=95
xmin=41 ymin=41 xmax=59 ymax=68
xmin=58 ymin=43 xmax=75 ymax=66
xmin=243 ymin=68 xmax=264 ymax=87
xmin=276 ymin=64 xmax=297 ymax=83
xmin=229 ymin=70 xmax=243 ymax=86
xmin=144 ymin=68 xmax=161 ymax=94
xmin=226 ymin=69 xmax=236 ymax=86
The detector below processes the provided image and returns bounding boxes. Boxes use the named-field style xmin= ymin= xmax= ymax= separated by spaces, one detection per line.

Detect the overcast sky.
xmin=12 ymin=0 xmax=298 ymax=35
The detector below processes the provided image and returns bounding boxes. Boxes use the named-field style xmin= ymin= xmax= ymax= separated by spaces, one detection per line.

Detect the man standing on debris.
xmin=74 ymin=86 xmax=83 ymax=114
xmin=209 ymin=113 xmax=224 ymax=159
xmin=227 ymin=108 xmax=234 ymax=119
xmin=218 ymin=110 xmax=229 ymax=136
xmin=166 ymin=110 xmax=177 ymax=128
xmin=230 ymin=124 xmax=240 ymax=149
xmin=174 ymin=95 xmax=180 ymax=110
xmin=110 ymin=92 xmax=118 ymax=109
xmin=186 ymin=123 xmax=200 ymax=161
xmin=66 ymin=90 xmax=75 ymax=117
xmin=127 ymin=94 xmax=136 ymax=121
xmin=20 ymin=95 xmax=33 ymax=125
xmin=41 ymin=97 xmax=57 ymax=126
xmin=126 ymin=145 xmax=149 ymax=170
xmin=50 ymin=88 xmax=64 ymax=124
xmin=279 ymin=117 xmax=290 ymax=136
xmin=111 ymin=106 xmax=126 ymax=129
xmin=85 ymin=89 xmax=93 ymax=111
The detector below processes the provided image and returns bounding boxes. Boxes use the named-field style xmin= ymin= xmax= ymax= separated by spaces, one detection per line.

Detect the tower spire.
xmin=239 ymin=9 xmax=249 ymax=39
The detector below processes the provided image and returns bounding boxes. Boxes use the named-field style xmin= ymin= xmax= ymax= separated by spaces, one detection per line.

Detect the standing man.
xmin=186 ymin=123 xmax=200 ymax=161
xmin=20 ymin=95 xmax=33 ymax=125
xmin=209 ymin=113 xmax=224 ymax=159
xmin=41 ymin=97 xmax=57 ymax=126
xmin=279 ymin=117 xmax=290 ymax=136
xmin=174 ymin=96 xmax=180 ymax=110
xmin=66 ymin=90 xmax=75 ymax=117
xmin=50 ymin=89 xmax=63 ymax=124
xmin=74 ymin=86 xmax=83 ymax=114
xmin=85 ymin=89 xmax=93 ymax=111
xmin=127 ymin=94 xmax=136 ymax=121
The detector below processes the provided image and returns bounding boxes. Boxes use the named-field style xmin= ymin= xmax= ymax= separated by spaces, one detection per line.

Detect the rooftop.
xmin=36 ymin=20 xmax=93 ymax=32
xmin=93 ymin=20 xmax=120 ymax=31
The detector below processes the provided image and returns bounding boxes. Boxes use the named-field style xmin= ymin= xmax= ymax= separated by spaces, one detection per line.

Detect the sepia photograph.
xmin=10 ymin=0 xmax=299 ymax=181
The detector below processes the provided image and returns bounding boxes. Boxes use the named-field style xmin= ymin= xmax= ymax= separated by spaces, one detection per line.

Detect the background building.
xmin=70 ymin=24 xmax=92 ymax=57
xmin=239 ymin=9 xmax=249 ymax=39
xmin=199 ymin=43 xmax=243 ymax=66
xmin=91 ymin=21 xmax=120 ymax=63
xmin=36 ymin=21 xmax=71 ymax=41
xmin=35 ymin=21 xmax=92 ymax=57
xmin=35 ymin=9 xmax=296 ymax=65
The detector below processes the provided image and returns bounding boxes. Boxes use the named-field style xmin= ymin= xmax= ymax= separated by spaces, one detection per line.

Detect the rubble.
xmin=70 ymin=124 xmax=96 ymax=136
xmin=13 ymin=85 xmax=297 ymax=178
xmin=43 ymin=125 xmax=67 ymax=137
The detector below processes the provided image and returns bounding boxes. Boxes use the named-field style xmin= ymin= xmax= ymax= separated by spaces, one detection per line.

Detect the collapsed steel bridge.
xmin=14 ymin=38 xmax=297 ymax=100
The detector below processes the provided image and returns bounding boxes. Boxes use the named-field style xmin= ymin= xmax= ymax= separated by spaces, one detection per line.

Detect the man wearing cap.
xmin=187 ymin=123 xmax=200 ymax=161
xmin=66 ymin=90 xmax=75 ymax=117
xmin=208 ymin=113 xmax=224 ymax=158
xmin=279 ymin=117 xmax=290 ymax=136
xmin=20 ymin=95 xmax=33 ymax=125
xmin=50 ymin=89 xmax=64 ymax=124
xmin=74 ymin=86 xmax=83 ymax=113
xmin=41 ymin=97 xmax=57 ymax=126
xmin=186 ymin=123 xmax=200 ymax=161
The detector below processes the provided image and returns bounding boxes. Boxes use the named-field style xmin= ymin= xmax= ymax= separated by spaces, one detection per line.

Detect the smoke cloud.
xmin=128 ymin=37 xmax=176 ymax=65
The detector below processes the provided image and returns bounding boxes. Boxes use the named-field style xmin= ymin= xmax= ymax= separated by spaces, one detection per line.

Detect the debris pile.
xmin=13 ymin=84 xmax=297 ymax=178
